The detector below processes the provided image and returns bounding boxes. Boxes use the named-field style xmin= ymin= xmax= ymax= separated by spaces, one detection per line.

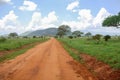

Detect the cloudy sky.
xmin=0 ymin=0 xmax=120 ymax=35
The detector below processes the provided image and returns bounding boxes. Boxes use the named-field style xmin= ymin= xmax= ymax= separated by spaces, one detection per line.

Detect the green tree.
xmin=85 ymin=32 xmax=92 ymax=38
xmin=93 ymin=34 xmax=102 ymax=40
xmin=57 ymin=25 xmax=71 ymax=37
xmin=72 ymin=31 xmax=83 ymax=37
xmin=93 ymin=34 xmax=102 ymax=44
xmin=104 ymin=35 xmax=111 ymax=41
xmin=102 ymin=12 xmax=120 ymax=28
xmin=9 ymin=32 xmax=18 ymax=38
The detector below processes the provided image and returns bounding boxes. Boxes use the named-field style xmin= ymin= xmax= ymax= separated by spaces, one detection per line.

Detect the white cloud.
xmin=78 ymin=9 xmax=93 ymax=22
xmin=0 ymin=10 xmax=18 ymax=29
xmin=42 ymin=11 xmax=58 ymax=24
xmin=62 ymin=8 xmax=120 ymax=35
xmin=66 ymin=1 xmax=79 ymax=12
xmin=19 ymin=0 xmax=37 ymax=11
xmin=26 ymin=11 xmax=58 ymax=31
xmin=0 ymin=10 xmax=25 ymax=34
xmin=26 ymin=12 xmax=42 ymax=31
xmin=62 ymin=9 xmax=93 ymax=31
xmin=93 ymin=8 xmax=110 ymax=27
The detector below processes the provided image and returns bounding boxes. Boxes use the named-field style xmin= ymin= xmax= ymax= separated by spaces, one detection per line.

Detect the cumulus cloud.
xmin=93 ymin=8 xmax=110 ymax=27
xmin=26 ymin=11 xmax=58 ymax=31
xmin=19 ymin=0 xmax=37 ymax=11
xmin=62 ymin=9 xmax=93 ymax=31
xmin=42 ymin=11 xmax=58 ymax=24
xmin=0 ymin=10 xmax=58 ymax=34
xmin=66 ymin=0 xmax=79 ymax=12
xmin=63 ymin=7 xmax=120 ymax=35
xmin=26 ymin=12 xmax=42 ymax=31
xmin=78 ymin=9 xmax=93 ymax=22
xmin=0 ymin=10 xmax=24 ymax=34
xmin=0 ymin=10 xmax=18 ymax=29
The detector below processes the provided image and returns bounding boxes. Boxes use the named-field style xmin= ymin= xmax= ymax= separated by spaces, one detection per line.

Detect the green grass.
xmin=59 ymin=38 xmax=120 ymax=70
xmin=0 ymin=38 xmax=48 ymax=62
xmin=0 ymin=47 xmax=29 ymax=62
xmin=62 ymin=42 xmax=81 ymax=61
xmin=0 ymin=38 xmax=47 ymax=51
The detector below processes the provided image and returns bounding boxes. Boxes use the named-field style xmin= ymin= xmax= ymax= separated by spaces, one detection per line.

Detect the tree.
xmin=93 ymin=34 xmax=102 ymax=44
xmin=93 ymin=34 xmax=102 ymax=41
xmin=33 ymin=36 xmax=36 ymax=38
xmin=57 ymin=25 xmax=71 ymax=37
xmin=104 ymin=35 xmax=111 ymax=41
xmin=102 ymin=12 xmax=120 ymax=28
xmin=85 ymin=32 xmax=92 ymax=38
xmin=68 ymin=36 xmax=73 ymax=39
xmin=72 ymin=31 xmax=83 ymax=37
xmin=9 ymin=32 xmax=18 ymax=38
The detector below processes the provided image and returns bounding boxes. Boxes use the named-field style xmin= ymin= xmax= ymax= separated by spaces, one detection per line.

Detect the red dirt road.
xmin=0 ymin=38 xmax=97 ymax=80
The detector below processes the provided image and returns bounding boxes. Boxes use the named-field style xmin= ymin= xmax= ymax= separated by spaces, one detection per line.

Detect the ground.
xmin=0 ymin=38 xmax=97 ymax=80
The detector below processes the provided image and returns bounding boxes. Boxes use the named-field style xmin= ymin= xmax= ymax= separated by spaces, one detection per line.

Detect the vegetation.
xmin=59 ymin=38 xmax=120 ymax=69
xmin=102 ymin=12 xmax=120 ymax=28
xmin=0 ymin=37 xmax=48 ymax=62
xmin=92 ymin=34 xmax=102 ymax=40
xmin=92 ymin=34 xmax=102 ymax=44
xmin=9 ymin=32 xmax=18 ymax=38
xmin=61 ymin=41 xmax=81 ymax=61
xmin=57 ymin=25 xmax=71 ymax=37
xmin=72 ymin=30 xmax=83 ymax=37
xmin=68 ymin=36 xmax=74 ymax=39
xmin=104 ymin=35 xmax=111 ymax=41
xmin=85 ymin=32 xmax=92 ymax=38
xmin=0 ymin=47 xmax=30 ymax=62
xmin=0 ymin=38 xmax=47 ymax=51
xmin=0 ymin=37 xmax=6 ymax=42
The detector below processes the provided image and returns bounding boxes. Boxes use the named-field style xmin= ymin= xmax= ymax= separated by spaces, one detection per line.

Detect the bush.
xmin=33 ymin=36 xmax=36 ymax=38
xmin=104 ymin=35 xmax=111 ymax=41
xmin=0 ymin=37 xmax=6 ymax=42
xmin=68 ymin=36 xmax=73 ymax=39
xmin=23 ymin=36 xmax=28 ymax=38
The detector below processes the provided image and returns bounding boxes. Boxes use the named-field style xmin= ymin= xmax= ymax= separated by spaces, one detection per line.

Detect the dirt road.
xmin=0 ymin=38 xmax=97 ymax=80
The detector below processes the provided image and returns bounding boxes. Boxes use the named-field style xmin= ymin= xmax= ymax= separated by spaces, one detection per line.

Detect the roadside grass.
xmin=0 ymin=38 xmax=48 ymax=62
xmin=0 ymin=38 xmax=47 ymax=51
xmin=62 ymin=42 xmax=81 ymax=61
xmin=0 ymin=47 xmax=29 ymax=62
xmin=59 ymin=38 xmax=120 ymax=70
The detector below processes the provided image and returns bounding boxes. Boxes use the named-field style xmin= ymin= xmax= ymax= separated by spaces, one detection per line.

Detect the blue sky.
xmin=0 ymin=0 xmax=120 ymax=35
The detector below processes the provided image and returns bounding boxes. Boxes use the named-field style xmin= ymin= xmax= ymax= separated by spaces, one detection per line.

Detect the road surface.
xmin=0 ymin=38 xmax=97 ymax=80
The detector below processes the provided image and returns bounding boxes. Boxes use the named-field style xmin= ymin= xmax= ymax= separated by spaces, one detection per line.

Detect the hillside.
xmin=21 ymin=28 xmax=58 ymax=36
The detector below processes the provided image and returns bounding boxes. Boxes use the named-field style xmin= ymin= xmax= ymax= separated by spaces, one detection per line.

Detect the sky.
xmin=0 ymin=0 xmax=120 ymax=35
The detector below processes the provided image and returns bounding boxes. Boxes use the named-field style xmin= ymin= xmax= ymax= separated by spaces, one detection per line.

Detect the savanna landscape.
xmin=0 ymin=0 xmax=120 ymax=80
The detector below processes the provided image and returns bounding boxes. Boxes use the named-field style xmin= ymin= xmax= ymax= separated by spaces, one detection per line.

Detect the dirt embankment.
xmin=0 ymin=38 xmax=97 ymax=80
xmin=80 ymin=54 xmax=120 ymax=80
xmin=64 ymin=44 xmax=120 ymax=80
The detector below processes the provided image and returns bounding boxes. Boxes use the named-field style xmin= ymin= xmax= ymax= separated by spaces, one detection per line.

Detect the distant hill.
xmin=21 ymin=28 xmax=58 ymax=36
xmin=20 ymin=31 xmax=33 ymax=36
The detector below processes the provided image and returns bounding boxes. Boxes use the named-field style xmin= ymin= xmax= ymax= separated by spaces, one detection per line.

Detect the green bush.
xmin=0 ymin=37 xmax=6 ymax=42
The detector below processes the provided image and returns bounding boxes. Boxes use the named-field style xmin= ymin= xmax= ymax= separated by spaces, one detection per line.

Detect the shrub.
xmin=23 ymin=36 xmax=28 ymax=38
xmin=33 ymin=36 xmax=36 ymax=38
xmin=68 ymin=36 xmax=73 ymax=39
xmin=104 ymin=35 xmax=111 ymax=41
xmin=0 ymin=37 xmax=6 ymax=42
